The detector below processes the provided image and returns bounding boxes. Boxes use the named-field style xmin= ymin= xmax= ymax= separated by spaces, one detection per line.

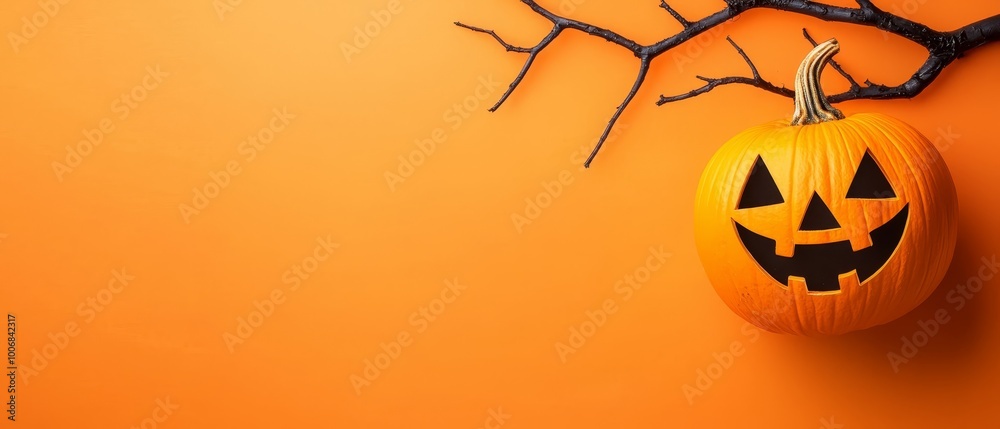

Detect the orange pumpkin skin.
xmin=694 ymin=112 xmax=958 ymax=335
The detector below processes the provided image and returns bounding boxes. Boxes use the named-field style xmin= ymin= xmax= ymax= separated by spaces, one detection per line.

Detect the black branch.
xmin=660 ymin=1 xmax=692 ymax=28
xmin=657 ymin=36 xmax=794 ymax=105
xmin=457 ymin=0 xmax=1000 ymax=167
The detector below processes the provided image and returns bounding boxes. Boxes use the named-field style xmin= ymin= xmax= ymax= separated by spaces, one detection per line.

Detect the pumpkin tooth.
xmin=838 ymin=271 xmax=861 ymax=292
xmin=774 ymin=238 xmax=796 ymax=257
xmin=787 ymin=276 xmax=808 ymax=293
xmin=849 ymin=231 xmax=874 ymax=251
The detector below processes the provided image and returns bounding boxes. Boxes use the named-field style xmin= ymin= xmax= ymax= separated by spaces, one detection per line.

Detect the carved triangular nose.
xmin=799 ymin=192 xmax=841 ymax=231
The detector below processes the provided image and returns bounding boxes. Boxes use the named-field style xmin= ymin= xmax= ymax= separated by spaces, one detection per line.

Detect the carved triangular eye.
xmin=738 ymin=156 xmax=784 ymax=209
xmin=847 ymin=150 xmax=896 ymax=199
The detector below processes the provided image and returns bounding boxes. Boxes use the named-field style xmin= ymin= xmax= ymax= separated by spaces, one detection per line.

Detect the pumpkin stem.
xmin=791 ymin=39 xmax=845 ymax=125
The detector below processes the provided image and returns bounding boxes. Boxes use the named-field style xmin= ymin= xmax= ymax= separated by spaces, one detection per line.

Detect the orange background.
xmin=2 ymin=0 xmax=999 ymax=427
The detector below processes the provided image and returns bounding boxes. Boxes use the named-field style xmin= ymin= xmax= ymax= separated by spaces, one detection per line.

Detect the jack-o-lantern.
xmin=694 ymin=39 xmax=959 ymax=335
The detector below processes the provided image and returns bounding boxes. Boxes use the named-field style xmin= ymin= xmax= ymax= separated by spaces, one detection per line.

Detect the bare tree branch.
xmin=585 ymin=58 xmax=651 ymax=167
xmin=660 ymin=1 xmax=692 ymax=28
xmin=456 ymin=0 xmax=1000 ymax=166
xmin=658 ymin=37 xmax=793 ymax=105
xmin=455 ymin=22 xmax=563 ymax=112
xmin=453 ymin=22 xmax=532 ymax=53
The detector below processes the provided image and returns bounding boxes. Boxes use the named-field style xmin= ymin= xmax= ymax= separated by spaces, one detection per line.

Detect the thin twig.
xmin=658 ymin=37 xmax=794 ymax=104
xmin=660 ymin=1 xmax=692 ymax=28
xmin=453 ymin=22 xmax=532 ymax=53
xmin=584 ymin=57 xmax=652 ymax=168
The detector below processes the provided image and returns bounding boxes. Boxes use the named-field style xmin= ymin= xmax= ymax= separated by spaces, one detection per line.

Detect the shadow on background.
xmin=767 ymin=210 xmax=991 ymax=377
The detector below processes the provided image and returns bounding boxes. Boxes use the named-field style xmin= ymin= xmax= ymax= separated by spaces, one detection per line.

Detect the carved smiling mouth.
xmin=733 ymin=204 xmax=909 ymax=293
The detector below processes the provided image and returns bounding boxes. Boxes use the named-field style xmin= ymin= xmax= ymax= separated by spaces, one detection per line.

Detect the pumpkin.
xmin=693 ymin=39 xmax=959 ymax=335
